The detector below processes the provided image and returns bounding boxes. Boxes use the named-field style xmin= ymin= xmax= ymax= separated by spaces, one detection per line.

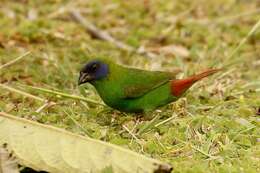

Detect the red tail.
xmin=171 ymin=69 xmax=221 ymax=96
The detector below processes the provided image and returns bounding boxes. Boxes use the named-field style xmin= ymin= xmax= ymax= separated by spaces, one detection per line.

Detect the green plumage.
xmin=88 ymin=58 xmax=178 ymax=113
xmin=79 ymin=58 xmax=219 ymax=113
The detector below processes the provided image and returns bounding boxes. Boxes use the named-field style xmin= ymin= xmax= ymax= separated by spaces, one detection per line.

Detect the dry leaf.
xmin=27 ymin=8 xmax=38 ymax=21
xmin=0 ymin=112 xmax=172 ymax=173
xmin=149 ymin=45 xmax=190 ymax=58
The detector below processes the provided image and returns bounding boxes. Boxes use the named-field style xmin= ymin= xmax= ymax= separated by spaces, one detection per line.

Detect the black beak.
xmin=78 ymin=73 xmax=92 ymax=85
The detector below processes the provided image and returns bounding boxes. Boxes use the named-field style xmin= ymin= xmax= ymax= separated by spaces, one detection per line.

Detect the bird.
xmin=78 ymin=57 xmax=220 ymax=113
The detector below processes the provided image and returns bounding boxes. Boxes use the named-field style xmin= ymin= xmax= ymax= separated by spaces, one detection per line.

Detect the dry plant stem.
xmin=230 ymin=126 xmax=256 ymax=144
xmin=214 ymin=8 xmax=260 ymax=23
xmin=0 ymin=84 xmax=56 ymax=113
xmin=70 ymin=9 xmax=157 ymax=59
xmin=175 ymin=137 xmax=217 ymax=159
xmin=154 ymin=113 xmax=178 ymax=128
xmin=0 ymin=51 xmax=31 ymax=70
xmin=187 ymin=8 xmax=260 ymax=24
xmin=0 ymin=84 xmax=45 ymax=102
xmin=70 ymin=9 xmax=134 ymax=52
xmin=222 ymin=18 xmax=260 ymax=68
xmin=26 ymin=85 xmax=105 ymax=106
xmin=233 ymin=88 xmax=260 ymax=95
xmin=122 ymin=125 xmax=142 ymax=144
xmin=35 ymin=101 xmax=56 ymax=113
xmin=0 ymin=51 xmax=56 ymax=113
xmin=122 ymin=125 xmax=144 ymax=152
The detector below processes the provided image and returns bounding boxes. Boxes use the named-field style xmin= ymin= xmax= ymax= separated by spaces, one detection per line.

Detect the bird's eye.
xmin=91 ymin=63 xmax=98 ymax=71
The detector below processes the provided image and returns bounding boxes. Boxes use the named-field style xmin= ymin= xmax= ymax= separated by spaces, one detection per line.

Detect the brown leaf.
xmin=148 ymin=45 xmax=190 ymax=57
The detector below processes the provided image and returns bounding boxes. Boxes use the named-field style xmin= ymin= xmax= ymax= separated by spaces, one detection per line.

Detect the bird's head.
xmin=78 ymin=59 xmax=109 ymax=85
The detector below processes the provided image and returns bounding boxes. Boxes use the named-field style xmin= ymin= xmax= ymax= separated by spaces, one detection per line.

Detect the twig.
xmin=222 ymin=18 xmax=260 ymax=68
xmin=122 ymin=125 xmax=142 ymax=143
xmin=154 ymin=113 xmax=178 ymax=128
xmin=233 ymin=88 xmax=260 ymax=95
xmin=70 ymin=9 xmax=157 ymax=58
xmin=175 ymin=137 xmax=218 ymax=159
xmin=0 ymin=84 xmax=45 ymax=102
xmin=47 ymin=1 xmax=73 ymax=19
xmin=0 ymin=51 xmax=31 ymax=70
xmin=129 ymin=119 xmax=139 ymax=134
xmin=70 ymin=9 xmax=134 ymax=52
xmin=210 ymin=17 xmax=260 ymax=78
xmin=207 ymin=99 xmax=238 ymax=114
xmin=215 ymin=68 xmax=236 ymax=80
xmin=154 ymin=134 xmax=166 ymax=151
xmin=26 ymin=85 xmax=105 ymax=106
xmin=35 ymin=101 xmax=56 ymax=113
xmin=214 ymin=8 xmax=260 ymax=23
xmin=187 ymin=8 xmax=260 ymax=24
xmin=0 ymin=84 xmax=56 ymax=112
xmin=230 ymin=126 xmax=256 ymax=144
xmin=229 ymin=19 xmax=260 ymax=60
xmin=122 ymin=124 xmax=144 ymax=152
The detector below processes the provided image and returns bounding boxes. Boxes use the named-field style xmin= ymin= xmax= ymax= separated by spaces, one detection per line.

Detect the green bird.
xmin=78 ymin=58 xmax=220 ymax=113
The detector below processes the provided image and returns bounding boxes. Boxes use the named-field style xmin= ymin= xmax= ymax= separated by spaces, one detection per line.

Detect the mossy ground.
xmin=0 ymin=0 xmax=259 ymax=172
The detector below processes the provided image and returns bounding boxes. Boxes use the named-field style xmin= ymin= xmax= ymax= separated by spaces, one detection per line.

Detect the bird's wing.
xmin=122 ymin=68 xmax=175 ymax=98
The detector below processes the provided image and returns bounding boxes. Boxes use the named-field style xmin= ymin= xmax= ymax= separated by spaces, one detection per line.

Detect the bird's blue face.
xmin=78 ymin=60 xmax=109 ymax=85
